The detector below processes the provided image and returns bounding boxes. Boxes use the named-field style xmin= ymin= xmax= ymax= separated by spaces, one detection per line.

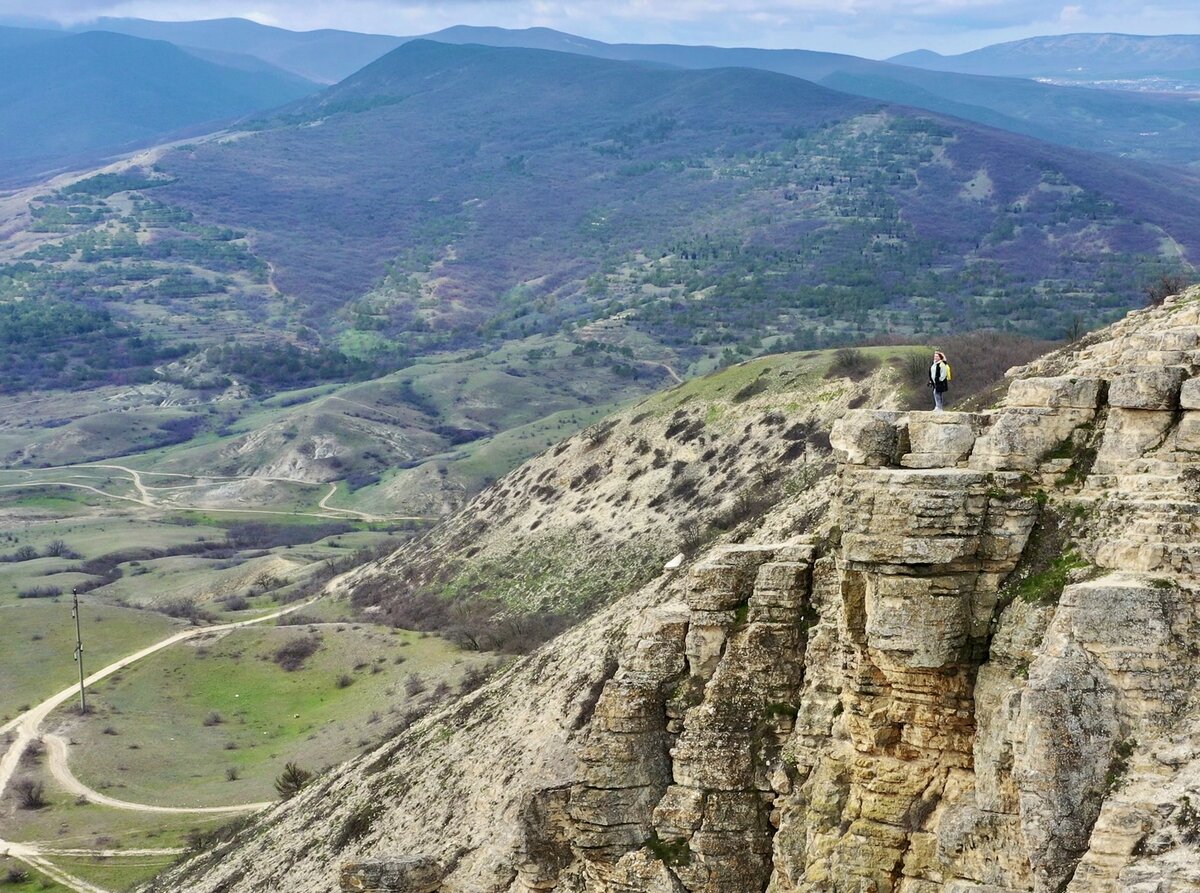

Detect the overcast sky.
xmin=4 ymin=0 xmax=1200 ymax=58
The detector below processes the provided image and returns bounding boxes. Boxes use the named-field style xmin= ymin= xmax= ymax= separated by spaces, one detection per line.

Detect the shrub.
xmin=225 ymin=767 xmax=239 ymax=782
xmin=1144 ymin=273 xmax=1192 ymax=306
xmin=458 ymin=663 xmax=494 ymax=695
xmin=404 ymin=674 xmax=427 ymax=697
xmin=335 ymin=674 xmax=354 ymax=689
xmin=202 ymin=712 xmax=224 ymax=727
xmin=0 ymin=545 xmax=38 ymax=562
xmin=221 ymin=595 xmax=250 ymax=612
xmin=14 ymin=777 xmax=47 ymax=809
xmin=154 ymin=597 xmax=213 ymax=623
xmin=17 ymin=585 xmax=62 ymax=599
xmin=224 ymin=521 xmax=351 ymax=550
xmin=276 ymin=612 xmax=320 ymax=627
xmin=332 ymin=802 xmax=384 ymax=851
xmin=824 ymin=348 xmax=878 ymax=381
xmin=43 ymin=539 xmax=81 ymax=559
xmin=185 ymin=813 xmax=254 ymax=852
xmin=273 ymin=635 xmax=322 ymax=671
xmin=274 ymin=762 xmax=313 ymax=799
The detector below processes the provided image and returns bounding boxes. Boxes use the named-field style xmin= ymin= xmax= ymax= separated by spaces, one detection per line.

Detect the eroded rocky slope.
xmin=153 ymin=291 xmax=1200 ymax=893
xmin=342 ymin=350 xmax=903 ymax=618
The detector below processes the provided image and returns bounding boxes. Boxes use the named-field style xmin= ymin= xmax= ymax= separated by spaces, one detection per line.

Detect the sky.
xmin=4 ymin=0 xmax=1200 ymax=59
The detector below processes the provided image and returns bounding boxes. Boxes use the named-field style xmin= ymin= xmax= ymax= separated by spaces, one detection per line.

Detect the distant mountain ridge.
xmin=0 ymin=26 xmax=318 ymax=182
xmin=412 ymin=26 xmax=1200 ymax=165
xmin=63 ymin=17 xmax=1200 ymax=166
xmin=891 ymin=33 xmax=1200 ymax=78
xmin=69 ymin=16 xmax=406 ymax=83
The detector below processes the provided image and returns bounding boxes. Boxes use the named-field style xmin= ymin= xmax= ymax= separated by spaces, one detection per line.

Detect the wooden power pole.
xmin=72 ymin=588 xmax=87 ymax=713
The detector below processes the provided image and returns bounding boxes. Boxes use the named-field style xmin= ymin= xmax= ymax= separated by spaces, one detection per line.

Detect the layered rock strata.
xmin=534 ymin=300 xmax=1200 ymax=890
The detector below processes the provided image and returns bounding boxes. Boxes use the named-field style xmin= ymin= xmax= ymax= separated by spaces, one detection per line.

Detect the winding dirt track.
xmin=42 ymin=735 xmax=272 ymax=814
xmin=0 ymin=462 xmax=435 ymax=522
xmin=0 ymin=596 xmax=321 ymax=891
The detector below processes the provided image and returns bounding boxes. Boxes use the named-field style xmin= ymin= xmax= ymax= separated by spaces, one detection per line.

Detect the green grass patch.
xmin=0 ymin=601 xmax=182 ymax=722
xmin=46 ymin=624 xmax=483 ymax=807
xmin=0 ymin=856 xmax=71 ymax=892
xmin=39 ymin=854 xmax=175 ymax=893
xmin=1015 ymin=551 xmax=1089 ymax=605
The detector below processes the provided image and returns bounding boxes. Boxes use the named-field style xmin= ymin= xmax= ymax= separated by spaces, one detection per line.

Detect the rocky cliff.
xmin=152 ymin=292 xmax=1200 ymax=893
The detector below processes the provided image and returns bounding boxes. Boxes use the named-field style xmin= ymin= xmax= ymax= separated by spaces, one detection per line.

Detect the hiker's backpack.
xmin=945 ymin=362 xmax=953 ymax=382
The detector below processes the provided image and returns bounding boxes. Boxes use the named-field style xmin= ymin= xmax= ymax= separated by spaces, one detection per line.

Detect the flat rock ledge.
xmin=340 ymin=856 xmax=443 ymax=893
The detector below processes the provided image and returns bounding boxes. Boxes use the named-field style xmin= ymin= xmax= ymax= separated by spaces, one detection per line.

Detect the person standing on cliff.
xmin=928 ymin=351 xmax=950 ymax=411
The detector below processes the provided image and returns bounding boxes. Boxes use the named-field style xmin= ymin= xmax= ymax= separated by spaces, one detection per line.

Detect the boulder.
xmin=1092 ymin=408 xmax=1175 ymax=473
xmin=1107 ymin=369 xmax=1183 ymax=410
xmin=901 ymin=411 xmax=983 ymax=468
xmin=830 ymin=411 xmax=908 ymax=467
xmin=1180 ymin=377 xmax=1200 ymax=410
xmin=969 ymin=407 xmax=1094 ymax=472
xmin=863 ymin=573 xmax=971 ymax=667
xmin=1005 ymin=376 xmax=1103 ymax=410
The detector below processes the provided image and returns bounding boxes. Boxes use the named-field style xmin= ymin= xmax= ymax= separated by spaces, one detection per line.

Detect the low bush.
xmin=221 ymin=595 xmax=250 ymax=612
xmin=17 ymin=585 xmax=62 ymax=599
xmin=1144 ymin=273 xmax=1192 ymax=306
xmin=184 ymin=813 xmax=255 ymax=853
xmin=13 ymin=778 xmax=46 ymax=809
xmin=273 ymin=635 xmax=322 ymax=671
xmin=824 ymin=348 xmax=879 ymax=381
xmin=154 ymin=597 xmax=214 ymax=623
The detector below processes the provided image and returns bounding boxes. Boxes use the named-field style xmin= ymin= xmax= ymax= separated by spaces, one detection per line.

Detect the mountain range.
xmin=892 ymin=33 xmax=1200 ymax=79
xmin=9 ymin=17 xmax=1200 ymax=182
xmin=0 ymin=25 xmax=316 ymax=180
xmin=1 ymin=37 xmax=1196 ymax=520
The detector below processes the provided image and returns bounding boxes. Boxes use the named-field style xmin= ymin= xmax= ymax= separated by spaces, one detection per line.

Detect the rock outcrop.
xmin=152 ymin=291 xmax=1200 ymax=893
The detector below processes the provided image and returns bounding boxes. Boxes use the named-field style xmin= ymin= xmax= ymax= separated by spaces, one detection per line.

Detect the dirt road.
xmin=0 ymin=596 xmax=319 ymax=892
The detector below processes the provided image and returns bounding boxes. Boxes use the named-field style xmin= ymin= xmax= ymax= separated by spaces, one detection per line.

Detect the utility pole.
xmin=72 ymin=588 xmax=87 ymax=713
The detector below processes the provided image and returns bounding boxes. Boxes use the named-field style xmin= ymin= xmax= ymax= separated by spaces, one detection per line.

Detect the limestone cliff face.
xmin=154 ymin=293 xmax=1200 ymax=893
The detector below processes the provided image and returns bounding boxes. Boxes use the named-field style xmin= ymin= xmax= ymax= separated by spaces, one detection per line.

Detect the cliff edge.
xmin=153 ymin=290 xmax=1200 ymax=893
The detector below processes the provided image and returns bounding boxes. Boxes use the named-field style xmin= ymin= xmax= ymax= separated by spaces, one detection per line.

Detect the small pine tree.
xmin=274 ymin=762 xmax=313 ymax=800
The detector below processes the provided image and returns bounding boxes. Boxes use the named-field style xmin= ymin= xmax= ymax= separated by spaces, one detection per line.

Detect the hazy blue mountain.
xmin=415 ymin=26 xmax=1200 ymax=165
xmin=74 ymin=16 xmax=406 ymax=83
xmin=891 ymin=33 xmax=1200 ymax=78
xmin=0 ymin=23 xmax=64 ymax=48
xmin=0 ymin=29 xmax=318 ymax=181
xmin=53 ymin=18 xmax=1200 ymax=165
